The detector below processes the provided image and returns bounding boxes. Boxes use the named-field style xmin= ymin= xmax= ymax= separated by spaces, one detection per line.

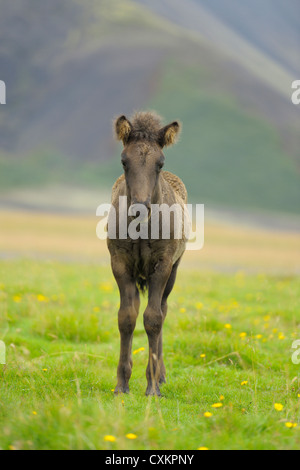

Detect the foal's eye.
xmin=157 ymin=162 xmax=164 ymax=171
xmin=122 ymin=161 xmax=127 ymax=170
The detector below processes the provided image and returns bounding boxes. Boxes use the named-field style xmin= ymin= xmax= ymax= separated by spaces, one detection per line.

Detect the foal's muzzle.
xmin=130 ymin=199 xmax=152 ymax=221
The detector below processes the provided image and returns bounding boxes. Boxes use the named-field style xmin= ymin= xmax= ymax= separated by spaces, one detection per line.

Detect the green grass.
xmin=0 ymin=259 xmax=300 ymax=450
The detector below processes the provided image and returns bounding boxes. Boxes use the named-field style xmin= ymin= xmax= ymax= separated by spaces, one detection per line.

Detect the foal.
xmin=108 ymin=111 xmax=188 ymax=396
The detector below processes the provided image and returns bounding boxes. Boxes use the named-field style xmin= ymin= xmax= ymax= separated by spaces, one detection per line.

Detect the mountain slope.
xmin=0 ymin=0 xmax=178 ymax=160
xmin=136 ymin=0 xmax=300 ymax=95
xmin=0 ymin=0 xmax=299 ymax=215
xmin=194 ymin=0 xmax=300 ymax=76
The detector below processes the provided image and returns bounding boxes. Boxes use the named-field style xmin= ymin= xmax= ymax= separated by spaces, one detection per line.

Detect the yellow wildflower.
xmin=37 ymin=294 xmax=49 ymax=302
xmin=133 ymin=347 xmax=145 ymax=355
xmin=274 ymin=403 xmax=284 ymax=411
xmin=285 ymin=422 xmax=297 ymax=429
xmin=100 ymin=283 xmax=113 ymax=292
xmin=195 ymin=302 xmax=203 ymax=310
xmin=104 ymin=435 xmax=116 ymax=442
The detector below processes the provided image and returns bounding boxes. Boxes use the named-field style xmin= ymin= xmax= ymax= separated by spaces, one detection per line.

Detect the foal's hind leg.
xmin=159 ymin=259 xmax=181 ymax=385
xmin=111 ymin=257 xmax=139 ymax=394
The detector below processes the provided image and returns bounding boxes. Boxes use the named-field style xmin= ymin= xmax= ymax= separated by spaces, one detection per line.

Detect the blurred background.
xmin=0 ymin=0 xmax=299 ymax=273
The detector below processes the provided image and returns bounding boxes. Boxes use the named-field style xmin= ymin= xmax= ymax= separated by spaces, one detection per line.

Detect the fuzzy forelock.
xmin=114 ymin=111 xmax=181 ymax=147
xmin=130 ymin=111 xmax=163 ymax=142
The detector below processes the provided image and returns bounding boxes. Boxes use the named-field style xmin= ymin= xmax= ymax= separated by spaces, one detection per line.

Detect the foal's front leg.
xmin=144 ymin=259 xmax=173 ymax=396
xmin=158 ymin=258 xmax=181 ymax=385
xmin=111 ymin=257 xmax=139 ymax=394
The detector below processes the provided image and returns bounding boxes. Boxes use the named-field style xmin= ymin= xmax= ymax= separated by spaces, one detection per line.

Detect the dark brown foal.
xmin=108 ymin=111 xmax=188 ymax=396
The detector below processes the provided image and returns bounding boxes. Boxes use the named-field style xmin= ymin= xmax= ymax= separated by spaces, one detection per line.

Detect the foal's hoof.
xmin=145 ymin=384 xmax=162 ymax=397
xmin=114 ymin=384 xmax=129 ymax=395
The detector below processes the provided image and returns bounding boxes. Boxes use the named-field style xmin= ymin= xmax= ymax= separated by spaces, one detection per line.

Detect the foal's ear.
xmin=158 ymin=121 xmax=181 ymax=148
xmin=114 ymin=115 xmax=132 ymax=145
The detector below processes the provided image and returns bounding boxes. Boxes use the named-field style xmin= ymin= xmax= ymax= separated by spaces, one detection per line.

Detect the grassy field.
xmin=0 ymin=211 xmax=299 ymax=450
xmin=1 ymin=210 xmax=300 ymax=273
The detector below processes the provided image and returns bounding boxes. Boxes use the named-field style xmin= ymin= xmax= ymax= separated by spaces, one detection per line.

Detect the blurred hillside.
xmin=0 ymin=0 xmax=299 ymax=215
xmin=139 ymin=0 xmax=300 ymax=78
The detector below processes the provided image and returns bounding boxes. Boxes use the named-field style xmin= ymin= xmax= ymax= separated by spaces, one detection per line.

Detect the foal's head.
xmin=114 ymin=111 xmax=181 ymax=208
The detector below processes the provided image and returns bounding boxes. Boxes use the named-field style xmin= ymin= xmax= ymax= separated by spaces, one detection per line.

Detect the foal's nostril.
xmin=131 ymin=199 xmax=151 ymax=218
xmin=144 ymin=201 xmax=151 ymax=211
xmin=132 ymin=198 xmax=151 ymax=209
xmin=142 ymin=201 xmax=151 ymax=217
